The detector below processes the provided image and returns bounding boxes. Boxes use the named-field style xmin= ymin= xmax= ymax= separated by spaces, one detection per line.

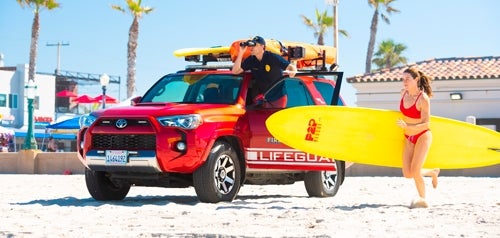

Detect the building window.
xmin=0 ymin=94 xmax=6 ymax=107
xmin=8 ymin=94 xmax=18 ymax=109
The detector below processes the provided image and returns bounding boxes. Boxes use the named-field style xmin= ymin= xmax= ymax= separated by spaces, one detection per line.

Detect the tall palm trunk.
xmin=127 ymin=17 xmax=139 ymax=98
xmin=317 ymin=34 xmax=324 ymax=45
xmin=365 ymin=9 xmax=379 ymax=74
xmin=28 ymin=11 xmax=40 ymax=82
xmin=385 ymin=57 xmax=391 ymax=69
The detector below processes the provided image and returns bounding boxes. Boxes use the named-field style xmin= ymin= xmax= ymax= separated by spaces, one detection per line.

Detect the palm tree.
xmin=16 ymin=0 xmax=60 ymax=82
xmin=372 ymin=39 xmax=408 ymax=69
xmin=364 ymin=0 xmax=400 ymax=73
xmin=112 ymin=0 xmax=153 ymax=98
xmin=300 ymin=8 xmax=349 ymax=46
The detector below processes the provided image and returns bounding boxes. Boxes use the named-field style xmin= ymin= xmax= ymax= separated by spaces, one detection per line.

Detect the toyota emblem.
xmin=115 ymin=119 xmax=128 ymax=129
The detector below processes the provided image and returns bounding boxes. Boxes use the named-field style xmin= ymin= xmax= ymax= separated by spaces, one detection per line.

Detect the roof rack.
xmin=184 ymin=54 xmax=232 ymax=65
xmin=179 ymin=45 xmax=339 ymax=72
xmin=184 ymin=64 xmax=233 ymax=72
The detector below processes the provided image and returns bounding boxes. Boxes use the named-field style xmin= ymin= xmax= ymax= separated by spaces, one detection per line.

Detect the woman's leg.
xmin=410 ymin=132 xmax=432 ymax=198
xmin=421 ymin=168 xmax=440 ymax=188
xmin=401 ymin=139 xmax=414 ymax=178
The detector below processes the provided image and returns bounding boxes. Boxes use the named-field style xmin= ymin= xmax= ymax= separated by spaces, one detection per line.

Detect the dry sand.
xmin=0 ymin=175 xmax=499 ymax=237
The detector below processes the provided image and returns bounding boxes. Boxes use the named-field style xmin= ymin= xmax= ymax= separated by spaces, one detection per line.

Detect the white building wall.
xmin=0 ymin=67 xmax=22 ymax=127
xmin=351 ymin=78 xmax=500 ymax=122
xmin=0 ymin=64 xmax=55 ymax=128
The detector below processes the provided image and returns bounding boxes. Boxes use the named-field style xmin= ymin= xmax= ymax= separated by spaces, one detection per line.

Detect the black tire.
xmin=304 ymin=159 xmax=344 ymax=197
xmin=85 ymin=168 xmax=130 ymax=201
xmin=193 ymin=141 xmax=241 ymax=203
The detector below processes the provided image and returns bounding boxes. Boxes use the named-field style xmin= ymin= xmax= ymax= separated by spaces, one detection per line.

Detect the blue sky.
xmin=1 ymin=0 xmax=499 ymax=105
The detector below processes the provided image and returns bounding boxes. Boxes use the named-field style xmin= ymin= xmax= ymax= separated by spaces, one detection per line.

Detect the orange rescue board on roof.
xmin=229 ymin=39 xmax=336 ymax=65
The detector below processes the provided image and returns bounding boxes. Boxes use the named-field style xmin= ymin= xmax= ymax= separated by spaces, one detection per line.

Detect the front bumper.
xmin=85 ymin=150 xmax=161 ymax=173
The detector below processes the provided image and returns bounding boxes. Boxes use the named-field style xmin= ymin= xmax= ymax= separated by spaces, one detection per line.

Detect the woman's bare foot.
xmin=432 ymin=168 xmax=440 ymax=189
xmin=410 ymin=197 xmax=429 ymax=209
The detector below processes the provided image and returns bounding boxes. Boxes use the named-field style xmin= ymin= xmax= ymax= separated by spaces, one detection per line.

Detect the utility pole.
xmin=46 ymin=41 xmax=69 ymax=74
xmin=326 ymin=0 xmax=339 ymax=65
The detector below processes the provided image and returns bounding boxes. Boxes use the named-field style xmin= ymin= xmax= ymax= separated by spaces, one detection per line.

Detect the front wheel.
xmin=85 ymin=168 xmax=131 ymax=201
xmin=304 ymin=160 xmax=344 ymax=197
xmin=193 ymin=141 xmax=242 ymax=203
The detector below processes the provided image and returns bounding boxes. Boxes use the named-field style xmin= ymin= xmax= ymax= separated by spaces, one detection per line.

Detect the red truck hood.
xmin=97 ymin=103 xmax=243 ymax=118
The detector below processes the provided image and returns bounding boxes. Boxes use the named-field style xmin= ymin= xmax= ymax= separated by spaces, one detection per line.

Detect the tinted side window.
xmin=283 ymin=79 xmax=315 ymax=108
xmin=313 ymin=81 xmax=344 ymax=106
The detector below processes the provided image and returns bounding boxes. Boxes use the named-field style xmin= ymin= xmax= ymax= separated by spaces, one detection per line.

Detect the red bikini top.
xmin=400 ymin=91 xmax=422 ymax=119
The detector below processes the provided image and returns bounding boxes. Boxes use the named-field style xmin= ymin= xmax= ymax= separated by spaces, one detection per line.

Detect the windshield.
xmin=141 ymin=74 xmax=243 ymax=104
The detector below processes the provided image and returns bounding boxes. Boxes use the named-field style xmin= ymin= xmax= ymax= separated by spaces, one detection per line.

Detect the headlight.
xmin=157 ymin=114 xmax=202 ymax=129
xmin=79 ymin=114 xmax=97 ymax=128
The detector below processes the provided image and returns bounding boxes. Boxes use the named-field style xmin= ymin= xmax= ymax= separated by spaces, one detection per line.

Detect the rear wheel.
xmin=85 ymin=168 xmax=130 ymax=201
xmin=304 ymin=160 xmax=344 ymax=197
xmin=193 ymin=141 xmax=242 ymax=203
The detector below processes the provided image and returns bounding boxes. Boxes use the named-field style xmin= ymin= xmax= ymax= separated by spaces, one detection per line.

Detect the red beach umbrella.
xmin=74 ymin=95 xmax=98 ymax=103
xmin=56 ymin=90 xmax=78 ymax=97
xmin=94 ymin=95 xmax=117 ymax=104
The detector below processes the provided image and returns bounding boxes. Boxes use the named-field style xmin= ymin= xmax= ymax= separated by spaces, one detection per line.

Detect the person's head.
xmin=250 ymin=36 xmax=266 ymax=56
xmin=49 ymin=136 xmax=54 ymax=140
xmin=403 ymin=67 xmax=433 ymax=97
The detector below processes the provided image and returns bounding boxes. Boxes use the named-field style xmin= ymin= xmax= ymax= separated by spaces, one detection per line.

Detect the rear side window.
xmin=313 ymin=81 xmax=344 ymax=106
xmin=261 ymin=78 xmax=315 ymax=109
xmin=283 ymin=79 xmax=315 ymax=107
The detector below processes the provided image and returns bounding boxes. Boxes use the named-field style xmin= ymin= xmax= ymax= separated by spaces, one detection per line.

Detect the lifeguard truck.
xmin=77 ymin=39 xmax=346 ymax=203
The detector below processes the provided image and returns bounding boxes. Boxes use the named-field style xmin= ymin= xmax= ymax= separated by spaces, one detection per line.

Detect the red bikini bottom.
xmin=405 ymin=129 xmax=430 ymax=144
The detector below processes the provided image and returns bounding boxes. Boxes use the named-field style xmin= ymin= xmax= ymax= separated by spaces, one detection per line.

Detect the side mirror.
xmin=131 ymin=96 xmax=142 ymax=105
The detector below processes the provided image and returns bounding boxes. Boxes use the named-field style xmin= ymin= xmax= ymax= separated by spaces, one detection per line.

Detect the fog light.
xmin=176 ymin=141 xmax=187 ymax=151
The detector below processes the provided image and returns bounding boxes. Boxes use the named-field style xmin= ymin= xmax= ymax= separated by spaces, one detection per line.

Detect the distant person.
xmin=396 ymin=67 xmax=440 ymax=208
xmin=47 ymin=136 xmax=58 ymax=152
xmin=232 ymin=36 xmax=297 ymax=106
xmin=0 ymin=134 xmax=6 ymax=152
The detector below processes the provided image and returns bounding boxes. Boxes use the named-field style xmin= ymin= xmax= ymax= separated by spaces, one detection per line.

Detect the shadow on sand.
xmin=12 ymin=194 xmax=200 ymax=207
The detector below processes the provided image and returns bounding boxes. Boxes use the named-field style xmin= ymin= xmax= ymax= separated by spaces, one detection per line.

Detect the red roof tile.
xmin=347 ymin=56 xmax=500 ymax=83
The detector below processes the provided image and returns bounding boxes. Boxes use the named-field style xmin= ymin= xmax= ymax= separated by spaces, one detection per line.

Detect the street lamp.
xmin=23 ymin=80 xmax=38 ymax=150
xmin=100 ymin=73 xmax=110 ymax=109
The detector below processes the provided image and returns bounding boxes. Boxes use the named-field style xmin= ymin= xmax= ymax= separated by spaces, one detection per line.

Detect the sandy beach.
xmin=0 ymin=174 xmax=499 ymax=237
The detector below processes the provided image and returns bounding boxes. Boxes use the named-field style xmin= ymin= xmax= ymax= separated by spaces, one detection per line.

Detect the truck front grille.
xmin=92 ymin=134 xmax=156 ymax=150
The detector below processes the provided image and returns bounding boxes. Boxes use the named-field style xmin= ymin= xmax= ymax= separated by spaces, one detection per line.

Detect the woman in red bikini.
xmin=396 ymin=67 xmax=440 ymax=208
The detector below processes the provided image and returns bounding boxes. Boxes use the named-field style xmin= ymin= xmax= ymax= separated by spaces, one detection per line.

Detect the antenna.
xmin=46 ymin=41 xmax=70 ymax=74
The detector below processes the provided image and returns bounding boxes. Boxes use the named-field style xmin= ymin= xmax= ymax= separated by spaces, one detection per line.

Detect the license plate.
xmin=105 ymin=150 xmax=129 ymax=165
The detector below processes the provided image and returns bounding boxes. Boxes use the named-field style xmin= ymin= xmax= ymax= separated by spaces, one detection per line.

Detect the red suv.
xmin=77 ymin=58 xmax=346 ymax=203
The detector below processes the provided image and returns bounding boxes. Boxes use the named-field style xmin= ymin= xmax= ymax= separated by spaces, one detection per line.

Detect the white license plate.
xmin=105 ymin=150 xmax=129 ymax=165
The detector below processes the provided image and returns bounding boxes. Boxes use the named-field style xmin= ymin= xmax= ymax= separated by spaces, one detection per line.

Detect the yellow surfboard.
xmin=173 ymin=46 xmax=230 ymax=57
xmin=266 ymin=106 xmax=500 ymax=169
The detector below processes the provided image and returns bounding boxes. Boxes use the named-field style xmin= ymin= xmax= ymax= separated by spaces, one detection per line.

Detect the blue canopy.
xmin=46 ymin=116 xmax=81 ymax=130
xmin=14 ymin=131 xmax=76 ymax=140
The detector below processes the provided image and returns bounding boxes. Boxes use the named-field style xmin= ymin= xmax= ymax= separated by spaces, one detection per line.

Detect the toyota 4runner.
xmin=77 ymin=46 xmax=346 ymax=203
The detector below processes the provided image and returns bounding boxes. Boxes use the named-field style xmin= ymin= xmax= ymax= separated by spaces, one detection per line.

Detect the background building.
xmin=347 ymin=56 xmax=500 ymax=131
xmin=0 ymin=60 xmax=121 ymax=151
xmin=0 ymin=64 xmax=56 ymax=128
